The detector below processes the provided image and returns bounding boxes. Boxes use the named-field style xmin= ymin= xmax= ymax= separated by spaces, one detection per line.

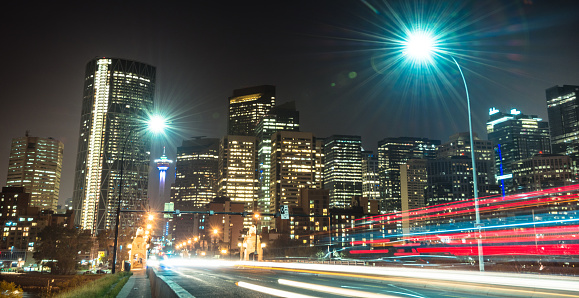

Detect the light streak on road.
xmin=236 ymin=262 xmax=579 ymax=294
xmin=278 ymin=279 xmax=400 ymax=298
xmin=236 ymin=281 xmax=319 ymax=298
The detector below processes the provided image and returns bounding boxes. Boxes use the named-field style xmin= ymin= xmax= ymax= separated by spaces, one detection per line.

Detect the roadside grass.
xmin=56 ymin=271 xmax=132 ymax=298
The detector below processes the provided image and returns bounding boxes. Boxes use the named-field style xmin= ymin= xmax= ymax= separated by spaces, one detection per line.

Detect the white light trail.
xmin=236 ymin=281 xmax=318 ymax=298
xmin=236 ymin=262 xmax=579 ymax=293
xmin=278 ymin=279 xmax=399 ymax=298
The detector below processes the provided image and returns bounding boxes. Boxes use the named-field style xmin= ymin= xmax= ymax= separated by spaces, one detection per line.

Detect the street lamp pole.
xmin=111 ymin=114 xmax=167 ymax=274
xmin=403 ymin=31 xmax=484 ymax=272
xmin=112 ymin=130 xmax=133 ymax=274
xmin=451 ymin=57 xmax=484 ymax=272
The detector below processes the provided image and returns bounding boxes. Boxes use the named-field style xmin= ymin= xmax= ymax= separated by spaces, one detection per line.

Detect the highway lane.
xmin=153 ymin=260 xmax=576 ymax=297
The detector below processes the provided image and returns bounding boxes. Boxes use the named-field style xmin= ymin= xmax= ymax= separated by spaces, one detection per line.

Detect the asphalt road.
xmin=153 ymin=261 xmax=576 ymax=298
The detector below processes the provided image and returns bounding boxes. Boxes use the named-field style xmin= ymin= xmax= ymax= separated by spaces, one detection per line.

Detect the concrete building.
xmin=218 ymin=135 xmax=258 ymax=228
xmin=512 ymin=154 xmax=575 ymax=192
xmin=269 ymin=131 xmax=319 ymax=229
xmin=228 ymin=85 xmax=276 ymax=136
xmin=7 ymin=134 xmax=63 ymax=211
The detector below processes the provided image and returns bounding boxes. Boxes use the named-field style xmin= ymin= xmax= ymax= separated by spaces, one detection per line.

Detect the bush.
xmin=0 ymin=280 xmax=23 ymax=298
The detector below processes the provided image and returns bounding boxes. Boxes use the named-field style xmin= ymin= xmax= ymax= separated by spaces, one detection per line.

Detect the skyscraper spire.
xmin=155 ymin=146 xmax=173 ymax=197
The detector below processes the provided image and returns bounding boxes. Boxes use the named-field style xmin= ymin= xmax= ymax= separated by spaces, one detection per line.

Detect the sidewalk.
xmin=117 ymin=268 xmax=152 ymax=298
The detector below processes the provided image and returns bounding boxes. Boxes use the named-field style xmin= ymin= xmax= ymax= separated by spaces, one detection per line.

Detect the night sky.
xmin=1 ymin=0 xmax=579 ymax=210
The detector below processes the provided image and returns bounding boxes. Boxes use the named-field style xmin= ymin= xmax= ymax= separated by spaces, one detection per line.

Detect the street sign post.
xmin=280 ymin=205 xmax=289 ymax=220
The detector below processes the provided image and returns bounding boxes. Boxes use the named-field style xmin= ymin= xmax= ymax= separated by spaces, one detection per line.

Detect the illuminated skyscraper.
xmin=269 ymin=131 xmax=319 ymax=229
xmin=6 ymin=133 xmax=63 ymax=211
xmin=170 ymin=138 xmax=219 ymax=209
xmin=377 ymin=137 xmax=439 ymax=213
xmin=255 ymin=101 xmax=300 ymax=221
xmin=547 ymin=85 xmax=579 ymax=157
xmin=73 ymin=58 xmax=155 ymax=234
xmin=486 ymin=108 xmax=551 ymax=194
xmin=323 ymin=135 xmax=362 ymax=208
xmin=155 ymin=147 xmax=173 ymax=197
xmin=228 ymin=85 xmax=276 ymax=136
xmin=361 ymin=151 xmax=380 ymax=200
xmin=218 ymin=135 xmax=258 ymax=228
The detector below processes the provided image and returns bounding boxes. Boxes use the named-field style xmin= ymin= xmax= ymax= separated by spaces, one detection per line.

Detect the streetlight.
xmin=111 ymin=115 xmax=167 ymax=274
xmin=403 ymin=29 xmax=484 ymax=272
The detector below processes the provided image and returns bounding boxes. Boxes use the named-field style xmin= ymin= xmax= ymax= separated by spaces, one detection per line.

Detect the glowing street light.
xmin=402 ymin=29 xmax=484 ymax=272
xmin=112 ymin=114 xmax=168 ymax=274
xmin=402 ymin=30 xmax=438 ymax=65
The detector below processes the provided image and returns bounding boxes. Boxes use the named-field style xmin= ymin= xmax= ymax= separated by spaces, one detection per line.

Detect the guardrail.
xmin=148 ymin=267 xmax=195 ymax=298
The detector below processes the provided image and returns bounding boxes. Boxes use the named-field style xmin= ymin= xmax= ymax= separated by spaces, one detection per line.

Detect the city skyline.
xmin=1 ymin=1 xmax=579 ymax=209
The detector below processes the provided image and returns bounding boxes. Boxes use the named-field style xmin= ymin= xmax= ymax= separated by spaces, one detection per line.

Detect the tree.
xmin=33 ymin=225 xmax=92 ymax=274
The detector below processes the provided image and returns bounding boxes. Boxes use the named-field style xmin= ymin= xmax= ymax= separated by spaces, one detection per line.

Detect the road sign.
xmin=280 ymin=205 xmax=289 ymax=219
xmin=164 ymin=202 xmax=174 ymax=218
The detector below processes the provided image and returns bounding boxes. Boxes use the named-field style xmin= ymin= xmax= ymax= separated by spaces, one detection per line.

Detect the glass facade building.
xmin=7 ymin=134 xmax=63 ymax=211
xmin=427 ymin=133 xmax=499 ymax=205
xmin=170 ymin=138 xmax=220 ymax=210
xmin=547 ymin=85 xmax=579 ymax=156
xmin=72 ymin=58 xmax=155 ymax=234
xmin=361 ymin=151 xmax=380 ymax=200
xmin=486 ymin=108 xmax=551 ymax=194
xmin=323 ymin=135 xmax=362 ymax=208
xmin=377 ymin=137 xmax=439 ymax=213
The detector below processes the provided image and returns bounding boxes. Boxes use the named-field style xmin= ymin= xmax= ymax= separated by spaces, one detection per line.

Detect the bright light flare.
xmin=403 ymin=30 xmax=438 ymax=64
xmin=148 ymin=115 xmax=168 ymax=134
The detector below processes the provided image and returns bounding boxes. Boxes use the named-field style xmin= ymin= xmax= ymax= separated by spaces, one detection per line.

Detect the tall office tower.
xmin=426 ymin=132 xmax=499 ymax=205
xmin=155 ymin=147 xmax=173 ymax=197
xmin=255 ymin=101 xmax=300 ymax=225
xmin=400 ymin=159 xmax=428 ymax=236
xmin=218 ymin=135 xmax=258 ymax=228
xmin=400 ymin=159 xmax=428 ymax=211
xmin=73 ymin=58 xmax=155 ymax=234
xmin=7 ymin=134 xmax=63 ymax=211
xmin=487 ymin=108 xmax=551 ymax=195
xmin=362 ymin=151 xmax=380 ymax=200
xmin=170 ymin=138 xmax=219 ymax=210
xmin=547 ymin=85 xmax=579 ymax=169
xmin=323 ymin=135 xmax=363 ymax=208
xmin=377 ymin=137 xmax=440 ymax=213
xmin=228 ymin=85 xmax=276 ymax=136
xmin=270 ymin=131 xmax=319 ymax=229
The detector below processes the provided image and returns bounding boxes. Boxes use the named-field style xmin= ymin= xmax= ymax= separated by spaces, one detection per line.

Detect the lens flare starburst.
xmin=402 ymin=30 xmax=439 ymax=65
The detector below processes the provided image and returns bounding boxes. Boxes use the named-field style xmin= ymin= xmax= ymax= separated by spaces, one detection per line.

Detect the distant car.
xmin=83 ymin=270 xmax=94 ymax=275
xmin=95 ymin=269 xmax=108 ymax=274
